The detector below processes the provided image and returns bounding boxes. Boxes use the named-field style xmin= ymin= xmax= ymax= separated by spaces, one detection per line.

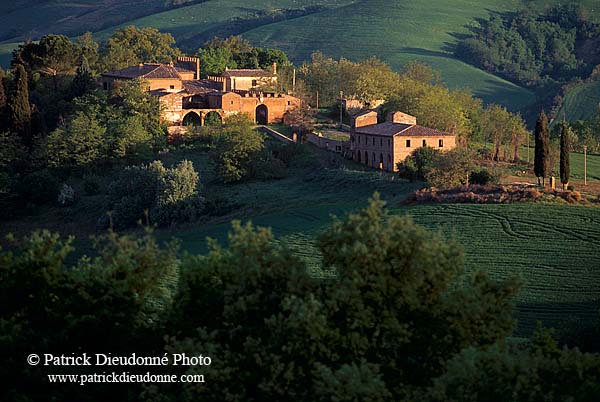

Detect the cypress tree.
xmin=8 ymin=64 xmax=31 ymax=146
xmin=70 ymin=55 xmax=95 ymax=99
xmin=534 ymin=111 xmax=550 ymax=186
xmin=0 ymin=68 xmax=6 ymax=130
xmin=560 ymin=121 xmax=570 ymax=190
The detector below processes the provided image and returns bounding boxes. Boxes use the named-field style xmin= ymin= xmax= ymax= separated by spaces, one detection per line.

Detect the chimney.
xmin=352 ymin=111 xmax=378 ymax=129
xmin=195 ymin=57 xmax=200 ymax=80
xmin=387 ymin=111 xmax=417 ymax=125
xmin=272 ymin=62 xmax=277 ymax=75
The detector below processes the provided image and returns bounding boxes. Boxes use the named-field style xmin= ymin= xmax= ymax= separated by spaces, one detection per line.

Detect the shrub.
xmin=209 ymin=115 xmax=264 ymax=183
xmin=426 ymin=148 xmax=475 ymax=188
xmin=57 ymin=183 xmax=76 ymax=207
xmin=18 ymin=169 xmax=60 ymax=205
xmin=397 ymin=146 xmax=441 ymax=182
xmin=107 ymin=160 xmax=202 ymax=228
xmin=470 ymin=169 xmax=499 ymax=185
xmin=83 ymin=174 xmax=102 ymax=195
xmin=567 ymin=184 xmax=575 ymax=191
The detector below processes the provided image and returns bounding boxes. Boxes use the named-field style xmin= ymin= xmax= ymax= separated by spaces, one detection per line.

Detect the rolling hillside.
xmin=1 ymin=0 xmax=599 ymax=113
xmin=555 ymin=80 xmax=600 ymax=122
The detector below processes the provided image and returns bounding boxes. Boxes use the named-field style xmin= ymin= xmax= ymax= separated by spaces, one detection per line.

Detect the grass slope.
xmin=149 ymin=193 xmax=600 ymax=337
xmin=91 ymin=0 xmax=536 ymax=110
xmin=242 ymin=0 xmax=540 ymax=109
xmin=555 ymin=80 xmax=600 ymax=122
xmin=0 ymin=1 xmax=166 ymax=43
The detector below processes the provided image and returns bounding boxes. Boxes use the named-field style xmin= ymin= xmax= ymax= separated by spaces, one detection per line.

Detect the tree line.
xmin=455 ymin=4 xmax=600 ymax=89
xmin=2 ymin=196 xmax=599 ymax=401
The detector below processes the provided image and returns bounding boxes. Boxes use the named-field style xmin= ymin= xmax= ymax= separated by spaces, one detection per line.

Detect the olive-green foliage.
xmin=0 ymin=68 xmax=7 ymax=129
xmin=0 ymin=229 xmax=179 ymax=402
xmin=162 ymin=195 xmax=519 ymax=401
xmin=161 ymin=220 xmax=316 ymax=401
xmin=100 ymin=26 xmax=180 ymax=71
xmin=396 ymin=145 xmax=441 ymax=182
xmin=560 ymin=121 xmax=571 ymax=185
xmin=12 ymin=34 xmax=81 ymax=76
xmin=107 ymin=159 xmax=201 ymax=228
xmin=426 ymin=333 xmax=600 ymax=402
xmin=318 ymin=195 xmax=518 ymax=394
xmin=8 ymin=64 xmax=31 ymax=143
xmin=200 ymin=35 xmax=288 ymax=76
xmin=456 ymin=5 xmax=599 ymax=88
xmin=51 ymin=80 xmax=165 ymax=168
xmin=534 ymin=111 xmax=550 ymax=182
xmin=46 ymin=111 xmax=106 ymax=168
xmin=469 ymin=168 xmax=501 ymax=185
xmin=209 ymin=115 xmax=265 ymax=183
xmin=426 ymin=147 xmax=476 ymax=188
xmin=196 ymin=47 xmax=237 ymax=77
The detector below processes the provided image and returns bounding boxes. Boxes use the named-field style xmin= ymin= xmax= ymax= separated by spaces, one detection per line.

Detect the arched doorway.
xmin=182 ymin=111 xmax=201 ymax=126
xmin=256 ymin=104 xmax=268 ymax=125
xmin=357 ymin=151 xmax=361 ymax=162
xmin=364 ymin=151 xmax=368 ymax=165
xmin=204 ymin=111 xmax=222 ymax=126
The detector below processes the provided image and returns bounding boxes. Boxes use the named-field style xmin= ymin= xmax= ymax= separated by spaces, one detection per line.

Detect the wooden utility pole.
xmin=584 ymin=145 xmax=588 ymax=186
xmin=339 ymin=90 xmax=343 ymax=127
xmin=527 ymin=132 xmax=530 ymax=163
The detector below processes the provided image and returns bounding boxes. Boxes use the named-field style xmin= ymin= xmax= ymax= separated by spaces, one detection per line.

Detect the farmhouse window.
xmin=406 ymin=140 xmax=411 ymax=147
xmin=231 ymin=101 xmax=234 ymax=105
xmin=103 ymin=82 xmax=109 ymax=90
xmin=287 ymin=101 xmax=291 ymax=105
xmin=252 ymin=80 xmax=257 ymax=86
xmin=380 ymin=138 xmax=383 ymax=146
xmin=423 ymin=139 xmax=427 ymax=147
xmin=439 ymin=139 xmax=444 ymax=147
xmin=170 ymin=85 xmax=175 ymax=89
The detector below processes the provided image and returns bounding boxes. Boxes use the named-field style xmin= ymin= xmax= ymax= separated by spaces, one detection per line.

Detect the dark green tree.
xmin=534 ymin=111 xmax=550 ymax=186
xmin=0 ymin=68 xmax=7 ymax=130
xmin=101 ymin=26 xmax=179 ymax=71
xmin=69 ymin=55 xmax=96 ymax=99
xmin=425 ymin=326 xmax=600 ymax=401
xmin=209 ymin=114 xmax=265 ymax=182
xmin=559 ymin=121 xmax=571 ymax=189
xmin=8 ymin=64 xmax=32 ymax=146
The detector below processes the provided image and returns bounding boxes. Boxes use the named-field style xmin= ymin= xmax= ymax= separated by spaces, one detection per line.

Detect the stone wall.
xmin=392 ymin=135 xmax=456 ymax=166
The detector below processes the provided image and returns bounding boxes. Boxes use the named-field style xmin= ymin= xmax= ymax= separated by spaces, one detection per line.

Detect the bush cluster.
xmin=107 ymin=160 xmax=202 ymax=228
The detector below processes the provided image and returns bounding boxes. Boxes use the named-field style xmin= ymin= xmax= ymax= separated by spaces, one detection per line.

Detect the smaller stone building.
xmin=350 ymin=111 xmax=456 ymax=171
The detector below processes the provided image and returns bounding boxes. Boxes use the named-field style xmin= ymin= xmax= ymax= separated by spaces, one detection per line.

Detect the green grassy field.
xmin=144 ymin=194 xmax=600 ymax=337
xmin=91 ymin=0 xmax=537 ymax=110
xmin=5 ymin=0 xmax=600 ymax=113
xmin=554 ymin=80 xmax=600 ymax=123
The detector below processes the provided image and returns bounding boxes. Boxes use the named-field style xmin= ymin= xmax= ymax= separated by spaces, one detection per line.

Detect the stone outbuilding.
xmin=350 ymin=111 xmax=456 ymax=171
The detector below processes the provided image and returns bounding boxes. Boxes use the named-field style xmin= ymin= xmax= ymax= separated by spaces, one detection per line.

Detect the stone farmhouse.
xmin=350 ymin=111 xmax=456 ymax=171
xmin=100 ymin=56 xmax=300 ymax=130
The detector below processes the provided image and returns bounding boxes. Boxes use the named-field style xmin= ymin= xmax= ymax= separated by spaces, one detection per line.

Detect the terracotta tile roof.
xmin=355 ymin=122 xmax=454 ymax=137
xmin=355 ymin=122 xmax=412 ymax=136
xmin=102 ymin=63 xmax=182 ymax=79
xmin=175 ymin=66 xmax=195 ymax=74
xmin=182 ymin=79 xmax=223 ymax=95
xmin=223 ymin=69 xmax=275 ymax=77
